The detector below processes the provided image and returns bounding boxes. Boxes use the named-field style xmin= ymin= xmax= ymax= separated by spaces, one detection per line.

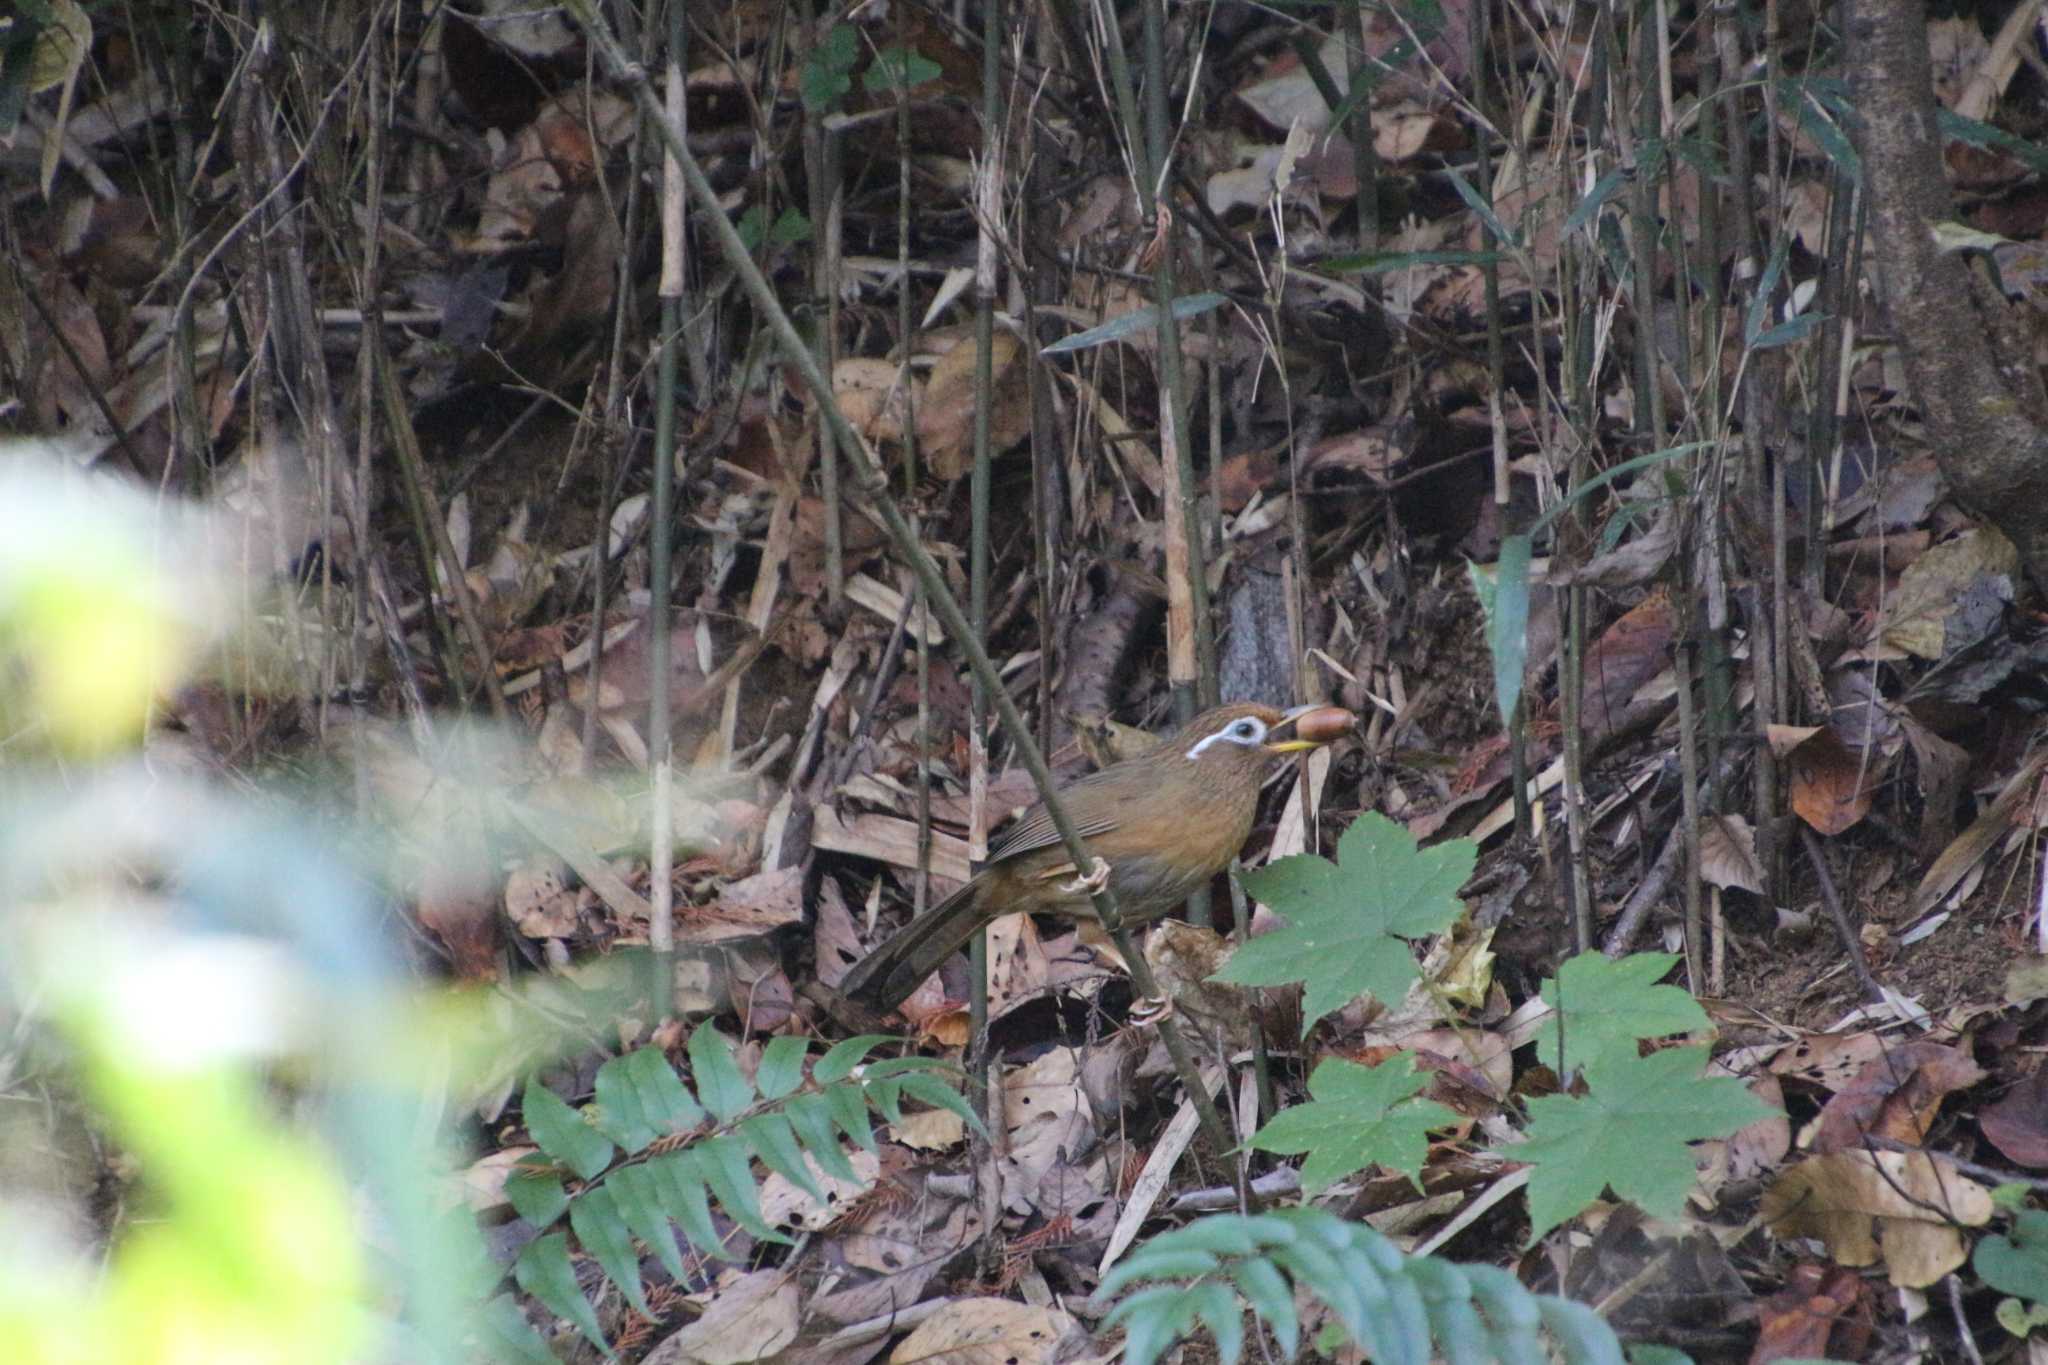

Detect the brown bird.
xmin=837 ymin=702 xmax=1345 ymax=1011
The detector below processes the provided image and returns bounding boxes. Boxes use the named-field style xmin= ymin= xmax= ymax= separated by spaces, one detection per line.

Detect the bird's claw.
xmin=1063 ymin=857 xmax=1112 ymax=896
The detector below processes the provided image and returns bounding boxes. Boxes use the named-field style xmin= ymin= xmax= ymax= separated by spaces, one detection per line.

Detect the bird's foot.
xmin=1062 ymin=857 xmax=1112 ymax=896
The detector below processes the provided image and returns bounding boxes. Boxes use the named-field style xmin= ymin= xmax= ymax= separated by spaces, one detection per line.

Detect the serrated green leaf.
xmin=688 ymin=1026 xmax=754 ymax=1123
xmin=740 ymin=1111 xmax=824 ymax=1203
xmin=522 ymin=1075 xmax=615 ymax=1182
xmin=814 ymin=1034 xmax=892 ymax=1083
xmin=606 ymin=1163 xmax=688 ymax=1283
xmin=1516 ymin=1046 xmax=1778 ymax=1242
xmin=1217 ymin=813 xmax=1473 ymax=1032
xmin=1539 ymin=952 xmax=1710 ymax=1076
xmin=1250 ymin=1054 xmax=1453 ymax=1192
xmin=646 ymin=1150 xmax=727 ymax=1260
xmin=514 ymin=1231 xmax=613 ymax=1357
xmin=569 ymin=1184 xmax=651 ymax=1320
xmin=862 ymin=44 xmax=942 ymax=94
xmin=755 ymin=1036 xmax=810 ymax=1101
xmin=505 ymin=1170 xmax=569 ymax=1229
xmin=696 ymin=1132 xmax=786 ymax=1243
xmin=800 ymin=22 xmax=857 ymax=111
xmin=593 ymin=1047 xmax=704 ymax=1153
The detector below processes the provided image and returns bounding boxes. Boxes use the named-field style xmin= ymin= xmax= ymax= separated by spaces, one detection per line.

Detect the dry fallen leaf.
xmin=888 ymin=1297 xmax=1081 ymax=1365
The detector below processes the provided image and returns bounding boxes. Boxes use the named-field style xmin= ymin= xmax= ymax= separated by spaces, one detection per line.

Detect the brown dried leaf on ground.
xmin=644 ymin=1267 xmax=800 ymax=1365
xmin=1761 ymin=1150 xmax=1991 ymax=1288
xmin=888 ymin=1297 xmax=1082 ymax=1365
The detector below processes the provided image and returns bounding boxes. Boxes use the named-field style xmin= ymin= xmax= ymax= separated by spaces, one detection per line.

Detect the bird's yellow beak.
xmin=1263 ymin=703 xmax=1355 ymax=754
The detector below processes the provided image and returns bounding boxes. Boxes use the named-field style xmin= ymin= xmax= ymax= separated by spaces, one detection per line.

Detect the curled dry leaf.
xmin=1697 ymin=814 xmax=1764 ymax=893
xmin=1761 ymin=1150 xmax=1991 ymax=1288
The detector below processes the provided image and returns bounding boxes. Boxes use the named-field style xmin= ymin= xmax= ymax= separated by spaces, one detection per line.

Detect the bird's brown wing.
xmin=986 ymin=766 xmax=1127 ymax=863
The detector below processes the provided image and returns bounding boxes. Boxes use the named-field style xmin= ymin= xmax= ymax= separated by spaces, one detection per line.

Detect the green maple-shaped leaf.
xmin=1538 ymin=951 xmax=1709 ymax=1076
xmin=1515 ymin=1045 xmax=1778 ymax=1243
xmin=1249 ymin=1053 xmax=1456 ymax=1193
xmin=1215 ymin=813 xmax=1473 ymax=1033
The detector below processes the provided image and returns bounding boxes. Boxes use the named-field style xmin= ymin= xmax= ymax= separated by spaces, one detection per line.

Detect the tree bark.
xmin=1844 ymin=0 xmax=2048 ymax=593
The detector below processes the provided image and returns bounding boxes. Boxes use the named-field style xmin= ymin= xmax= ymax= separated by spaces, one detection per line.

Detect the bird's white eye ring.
xmin=1187 ymin=713 xmax=1269 ymax=758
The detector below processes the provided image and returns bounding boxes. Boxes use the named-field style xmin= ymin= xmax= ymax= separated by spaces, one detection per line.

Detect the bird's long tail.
xmin=837 ymin=879 xmax=988 ymax=1011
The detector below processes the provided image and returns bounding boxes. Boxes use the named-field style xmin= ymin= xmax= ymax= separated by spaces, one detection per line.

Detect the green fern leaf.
xmin=739 ymin=1111 xmax=826 ymax=1203
xmin=755 ymin=1036 xmax=810 ymax=1100
xmin=784 ymin=1090 xmax=862 ymax=1183
xmin=522 ymin=1075 xmax=615 ymax=1182
xmin=696 ymin=1132 xmax=786 ymax=1242
xmin=505 ymin=1170 xmax=568 ymax=1228
xmin=513 ymin=1231 xmax=612 ymax=1358
xmin=825 ymin=1079 xmax=875 ymax=1151
xmin=814 ymin=1034 xmax=893 ymax=1083
xmin=644 ymin=1149 xmax=728 ymax=1259
xmin=594 ymin=1046 xmax=704 ymax=1152
xmin=605 ymin=1163 xmax=688 ymax=1282
xmin=569 ymin=1184 xmax=651 ymax=1320
xmin=687 ymin=1026 xmax=755 ymax=1123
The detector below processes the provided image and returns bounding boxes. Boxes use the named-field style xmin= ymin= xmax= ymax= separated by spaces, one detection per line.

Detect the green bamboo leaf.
xmin=754 ymin=1036 xmax=810 ymax=1100
xmin=1470 ymin=533 xmax=1530 ymax=729
xmin=522 ymin=1075 xmax=615 ymax=1182
xmin=1040 ymin=293 xmax=1228 ymax=356
xmin=513 ymin=1231 xmax=613 ymax=1357
xmin=569 ymin=1184 xmax=652 ymax=1320
xmin=1442 ymin=166 xmax=1519 ymax=248
xmin=688 ymin=1025 xmax=754 ymax=1123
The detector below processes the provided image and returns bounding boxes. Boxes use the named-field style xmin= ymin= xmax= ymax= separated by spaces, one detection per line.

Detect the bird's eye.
xmin=1232 ymin=720 xmax=1260 ymax=740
